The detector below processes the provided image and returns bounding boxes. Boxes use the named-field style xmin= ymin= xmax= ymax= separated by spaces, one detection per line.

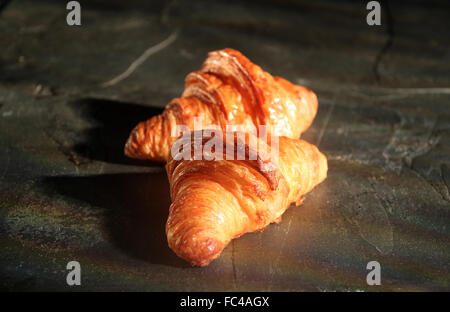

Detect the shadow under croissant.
xmin=43 ymin=172 xmax=189 ymax=268
xmin=68 ymin=97 xmax=164 ymax=167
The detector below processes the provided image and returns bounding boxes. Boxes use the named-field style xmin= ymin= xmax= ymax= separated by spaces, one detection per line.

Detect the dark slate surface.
xmin=0 ymin=0 xmax=449 ymax=291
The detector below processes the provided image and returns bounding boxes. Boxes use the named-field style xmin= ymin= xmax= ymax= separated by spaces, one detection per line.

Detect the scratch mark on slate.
xmin=373 ymin=0 xmax=395 ymax=83
xmin=341 ymin=180 xmax=394 ymax=254
xmin=231 ymin=240 xmax=237 ymax=290
xmin=44 ymin=128 xmax=91 ymax=167
xmin=386 ymin=88 xmax=450 ymax=95
xmin=101 ymin=31 xmax=178 ymax=87
xmin=382 ymin=113 xmax=440 ymax=173
xmin=409 ymin=165 xmax=450 ymax=204
xmin=160 ymin=0 xmax=178 ymax=25
xmin=349 ymin=87 xmax=450 ymax=101
xmin=267 ymin=216 xmax=292 ymax=291
xmin=441 ymin=164 xmax=450 ymax=202
xmin=316 ymin=93 xmax=338 ymax=148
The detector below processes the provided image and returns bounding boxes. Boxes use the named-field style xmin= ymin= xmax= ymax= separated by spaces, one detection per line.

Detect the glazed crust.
xmin=124 ymin=48 xmax=318 ymax=162
xmin=165 ymin=131 xmax=327 ymax=266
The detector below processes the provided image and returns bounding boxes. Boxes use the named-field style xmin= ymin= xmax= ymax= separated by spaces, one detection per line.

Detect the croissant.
xmin=165 ymin=131 xmax=327 ymax=266
xmin=124 ymin=48 xmax=318 ymax=162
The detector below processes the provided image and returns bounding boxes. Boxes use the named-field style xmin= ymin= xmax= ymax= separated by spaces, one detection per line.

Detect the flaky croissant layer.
xmin=165 ymin=131 xmax=327 ymax=266
xmin=125 ymin=48 xmax=318 ymax=162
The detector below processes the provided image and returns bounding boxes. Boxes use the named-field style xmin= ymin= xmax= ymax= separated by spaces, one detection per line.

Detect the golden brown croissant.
xmin=124 ymin=48 xmax=318 ymax=162
xmin=165 ymin=131 xmax=327 ymax=266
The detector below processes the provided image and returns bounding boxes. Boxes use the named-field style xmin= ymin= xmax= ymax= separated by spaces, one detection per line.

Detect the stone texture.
xmin=0 ymin=0 xmax=449 ymax=291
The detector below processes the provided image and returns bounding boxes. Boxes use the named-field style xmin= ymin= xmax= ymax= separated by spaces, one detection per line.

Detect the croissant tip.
xmin=172 ymin=236 xmax=224 ymax=267
xmin=124 ymin=123 xmax=150 ymax=160
xmin=124 ymin=134 xmax=136 ymax=158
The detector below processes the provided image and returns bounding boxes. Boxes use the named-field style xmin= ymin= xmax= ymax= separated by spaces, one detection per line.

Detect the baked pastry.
xmin=124 ymin=48 xmax=318 ymax=162
xmin=165 ymin=131 xmax=327 ymax=266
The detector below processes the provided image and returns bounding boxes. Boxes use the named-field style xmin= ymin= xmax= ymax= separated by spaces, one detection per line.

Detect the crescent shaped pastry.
xmin=124 ymin=48 xmax=318 ymax=162
xmin=165 ymin=131 xmax=327 ymax=266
